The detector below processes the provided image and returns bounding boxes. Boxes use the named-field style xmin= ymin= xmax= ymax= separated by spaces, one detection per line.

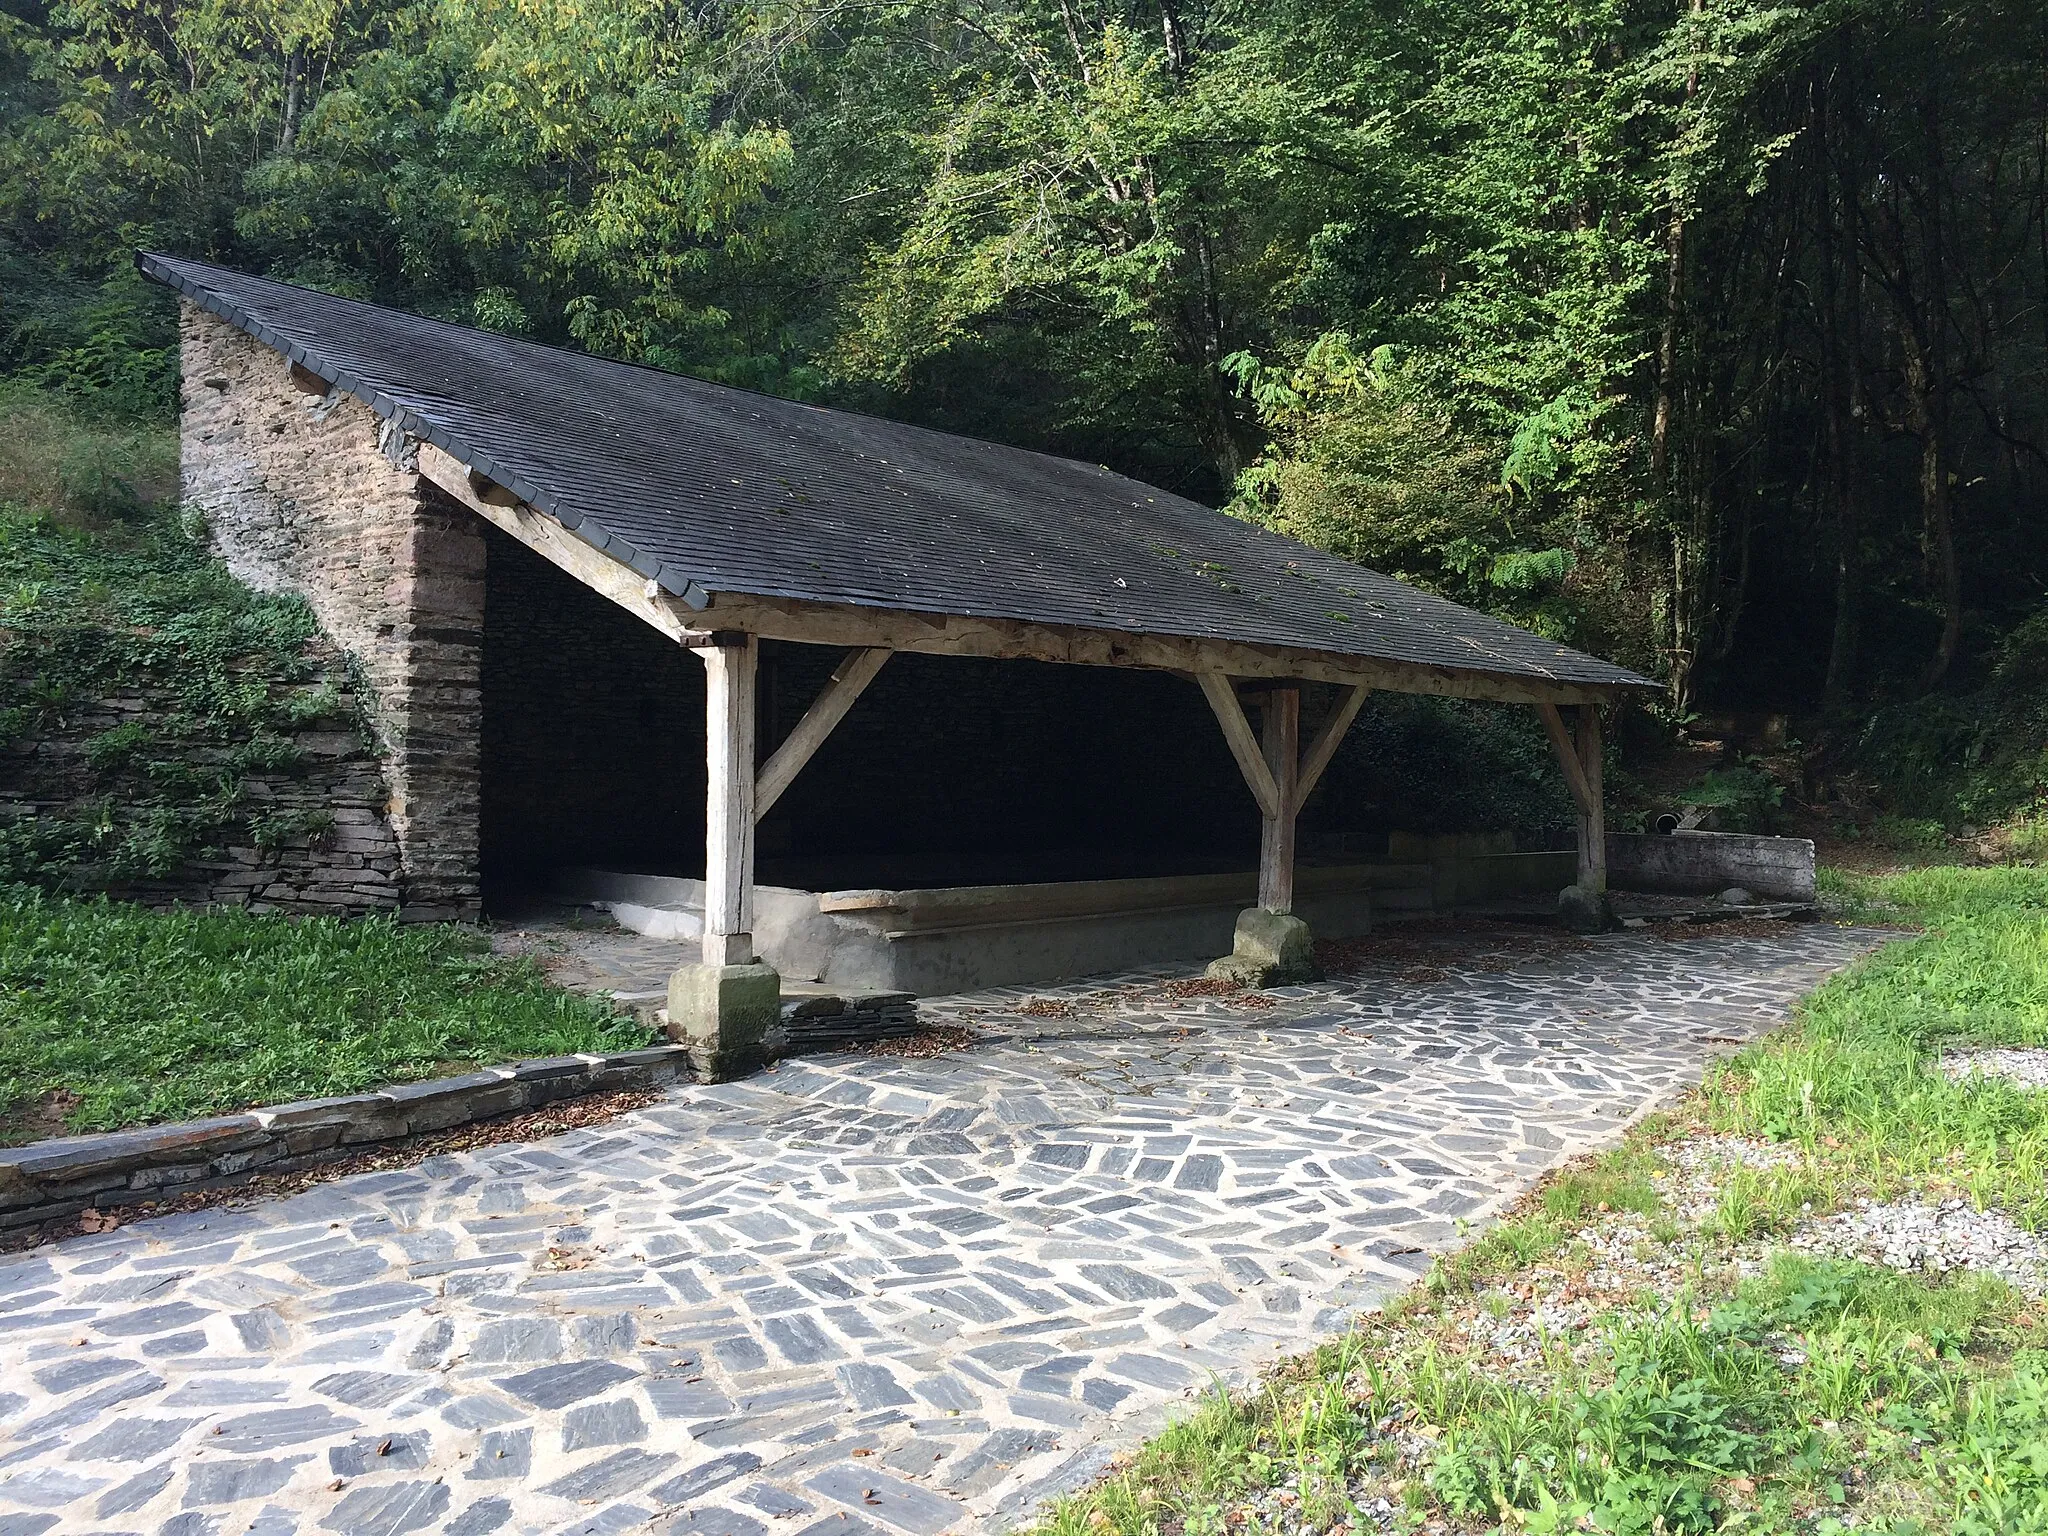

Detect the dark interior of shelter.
xmin=480 ymin=527 xmax=1324 ymax=907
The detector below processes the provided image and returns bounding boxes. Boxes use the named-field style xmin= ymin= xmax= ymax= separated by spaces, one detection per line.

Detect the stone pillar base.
xmin=1558 ymin=884 xmax=1617 ymax=934
xmin=1205 ymin=907 xmax=1321 ymax=988
xmin=667 ymin=961 xmax=780 ymax=1082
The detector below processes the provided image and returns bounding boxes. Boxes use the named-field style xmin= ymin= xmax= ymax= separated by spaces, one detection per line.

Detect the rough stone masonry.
xmin=180 ymin=302 xmax=485 ymax=919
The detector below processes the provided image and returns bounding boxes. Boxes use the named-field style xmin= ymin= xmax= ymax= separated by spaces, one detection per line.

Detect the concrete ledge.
xmin=0 ymin=1044 xmax=694 ymax=1232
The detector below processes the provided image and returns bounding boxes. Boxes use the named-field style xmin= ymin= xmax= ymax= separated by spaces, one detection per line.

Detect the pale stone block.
xmin=668 ymin=962 xmax=780 ymax=1082
xmin=1205 ymin=907 xmax=1320 ymax=987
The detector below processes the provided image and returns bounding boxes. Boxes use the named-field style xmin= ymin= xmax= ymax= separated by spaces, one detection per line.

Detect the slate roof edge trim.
xmin=141 ymin=251 xmax=1658 ymax=695
xmin=139 ymin=250 xmax=717 ymax=612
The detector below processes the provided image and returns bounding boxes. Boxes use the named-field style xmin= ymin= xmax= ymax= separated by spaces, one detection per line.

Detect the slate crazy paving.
xmin=0 ymin=924 xmax=1882 ymax=1536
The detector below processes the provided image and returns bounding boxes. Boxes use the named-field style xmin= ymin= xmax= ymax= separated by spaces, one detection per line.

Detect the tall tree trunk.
xmin=1654 ymin=0 xmax=1703 ymax=703
xmin=1181 ymin=225 xmax=1247 ymax=484
xmin=1649 ymin=0 xmax=1702 ymax=487
xmin=1651 ymin=205 xmax=1684 ymax=485
xmin=280 ymin=46 xmax=304 ymax=153
xmin=1818 ymin=48 xmax=1864 ymax=711
xmin=1900 ymin=323 xmax=1960 ymax=689
xmin=1913 ymin=0 xmax=1961 ymax=690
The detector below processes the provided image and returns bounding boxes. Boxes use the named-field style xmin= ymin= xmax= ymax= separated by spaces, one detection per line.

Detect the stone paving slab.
xmin=0 ymin=924 xmax=1883 ymax=1536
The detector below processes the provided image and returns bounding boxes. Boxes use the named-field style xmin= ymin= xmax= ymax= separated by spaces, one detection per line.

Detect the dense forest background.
xmin=2 ymin=0 xmax=2046 ymax=841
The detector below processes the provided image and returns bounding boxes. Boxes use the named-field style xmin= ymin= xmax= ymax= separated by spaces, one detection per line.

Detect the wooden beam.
xmin=1296 ymin=684 xmax=1370 ymax=806
xmin=755 ymin=648 xmax=892 ymax=820
xmin=1536 ymin=701 xmax=1593 ymax=817
xmin=286 ymin=361 xmax=329 ymax=397
xmin=1259 ymin=687 xmax=1301 ymax=913
xmin=707 ymin=592 xmax=1638 ymax=707
xmin=700 ymin=636 xmax=759 ymax=967
xmin=1576 ymin=703 xmax=1607 ymax=893
xmin=1197 ymin=672 xmax=1281 ymax=819
xmin=418 ymin=443 xmax=702 ymax=646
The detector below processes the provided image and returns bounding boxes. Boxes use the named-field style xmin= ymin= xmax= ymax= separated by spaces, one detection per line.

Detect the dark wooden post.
xmin=1575 ymin=703 xmax=1606 ymax=892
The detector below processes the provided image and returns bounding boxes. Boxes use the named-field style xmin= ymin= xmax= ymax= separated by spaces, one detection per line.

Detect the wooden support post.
xmin=1576 ymin=702 xmax=1606 ymax=893
xmin=1536 ymin=701 xmax=1605 ymax=892
xmin=700 ymin=635 xmax=758 ymax=966
xmin=1199 ymin=675 xmax=1368 ymax=981
xmin=1258 ymin=687 xmax=1301 ymax=913
xmin=755 ymin=647 xmax=891 ymax=820
xmin=1200 ymin=676 xmax=1372 ymax=917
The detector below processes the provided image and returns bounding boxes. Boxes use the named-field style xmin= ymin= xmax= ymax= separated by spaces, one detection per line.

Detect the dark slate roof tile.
xmin=140 ymin=252 xmax=1652 ymax=693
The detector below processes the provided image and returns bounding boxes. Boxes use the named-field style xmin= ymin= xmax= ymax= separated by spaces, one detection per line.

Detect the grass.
xmin=0 ymin=392 xmax=658 ymax=1141
xmin=0 ymin=886 xmax=654 ymax=1140
xmin=1027 ymin=865 xmax=2048 ymax=1536
xmin=0 ymin=382 xmax=177 ymax=524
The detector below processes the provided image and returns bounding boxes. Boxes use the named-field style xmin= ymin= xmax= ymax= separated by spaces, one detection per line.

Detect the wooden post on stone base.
xmin=1537 ymin=700 xmax=1611 ymax=932
xmin=669 ymin=633 xmax=779 ymax=1080
xmin=701 ymin=635 xmax=759 ymax=967
xmin=1574 ymin=703 xmax=1606 ymax=893
xmin=1196 ymin=676 xmax=1368 ymax=985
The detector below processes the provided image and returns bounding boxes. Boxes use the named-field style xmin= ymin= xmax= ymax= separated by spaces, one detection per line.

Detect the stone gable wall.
xmin=179 ymin=302 xmax=485 ymax=918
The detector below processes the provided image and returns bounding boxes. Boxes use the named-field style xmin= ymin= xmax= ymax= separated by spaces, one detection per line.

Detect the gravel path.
xmin=1940 ymin=1046 xmax=2048 ymax=1091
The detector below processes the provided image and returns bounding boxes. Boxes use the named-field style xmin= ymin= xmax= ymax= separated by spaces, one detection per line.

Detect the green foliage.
xmin=1228 ymin=336 xmax=1590 ymax=636
xmin=0 ymin=383 xmax=177 ymax=517
xmin=1674 ymin=759 xmax=1784 ymax=833
xmin=0 ymin=410 xmax=357 ymax=887
xmin=0 ymin=885 xmax=651 ymax=1135
xmin=2 ymin=0 xmax=2044 ymax=721
xmin=1853 ymin=606 xmax=2048 ymax=829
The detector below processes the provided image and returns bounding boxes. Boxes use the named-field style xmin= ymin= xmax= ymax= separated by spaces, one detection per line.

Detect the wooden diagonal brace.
xmin=1198 ymin=671 xmax=1281 ymax=819
xmin=755 ymin=648 xmax=892 ymax=820
xmin=1537 ymin=701 xmax=1593 ymax=816
xmin=1296 ymin=684 xmax=1371 ymax=806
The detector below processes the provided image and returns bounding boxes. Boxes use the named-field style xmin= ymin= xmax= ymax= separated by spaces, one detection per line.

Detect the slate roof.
xmin=142 ymin=252 xmax=1652 ymax=695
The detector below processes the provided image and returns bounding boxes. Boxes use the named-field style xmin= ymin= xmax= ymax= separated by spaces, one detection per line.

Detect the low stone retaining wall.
xmin=1608 ymin=830 xmax=1817 ymax=902
xmin=774 ymin=990 xmax=920 ymax=1052
xmin=0 ymin=1044 xmax=693 ymax=1234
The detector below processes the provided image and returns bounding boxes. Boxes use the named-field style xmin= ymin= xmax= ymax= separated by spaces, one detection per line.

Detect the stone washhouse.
xmin=143 ymin=252 xmax=1657 ymax=1078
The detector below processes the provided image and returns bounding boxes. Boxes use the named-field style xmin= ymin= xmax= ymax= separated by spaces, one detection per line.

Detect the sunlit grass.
xmin=0 ymin=886 xmax=653 ymax=1138
xmin=1025 ymin=865 xmax=2048 ymax=1536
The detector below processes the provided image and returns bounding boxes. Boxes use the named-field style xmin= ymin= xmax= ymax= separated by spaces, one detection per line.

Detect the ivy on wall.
xmin=0 ymin=498 xmax=368 ymax=888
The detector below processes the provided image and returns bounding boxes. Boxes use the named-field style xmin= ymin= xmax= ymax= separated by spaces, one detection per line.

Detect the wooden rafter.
xmin=1536 ymin=702 xmax=1594 ymax=816
xmin=1297 ymin=684 xmax=1371 ymax=806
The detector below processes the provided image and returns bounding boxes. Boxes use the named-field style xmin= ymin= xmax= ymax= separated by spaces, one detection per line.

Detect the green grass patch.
xmin=1028 ymin=865 xmax=2048 ymax=1536
xmin=1707 ymin=866 xmax=2048 ymax=1224
xmin=0 ymin=887 xmax=653 ymax=1138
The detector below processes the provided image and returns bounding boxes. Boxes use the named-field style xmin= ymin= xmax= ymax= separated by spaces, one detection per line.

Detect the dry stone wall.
xmin=179 ymin=302 xmax=485 ymax=918
xmin=1 ymin=635 xmax=405 ymax=914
